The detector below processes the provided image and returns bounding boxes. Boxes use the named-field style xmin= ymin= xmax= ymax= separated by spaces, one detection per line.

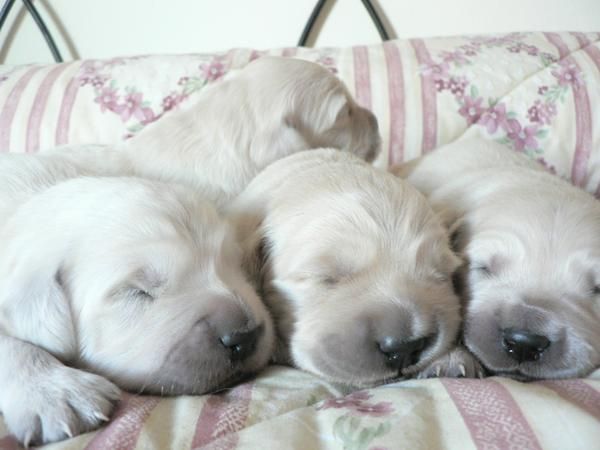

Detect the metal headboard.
xmin=0 ymin=0 xmax=391 ymax=64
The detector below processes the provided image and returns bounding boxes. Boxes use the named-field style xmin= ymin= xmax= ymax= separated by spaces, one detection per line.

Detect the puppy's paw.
xmin=417 ymin=347 xmax=485 ymax=379
xmin=4 ymin=367 xmax=121 ymax=446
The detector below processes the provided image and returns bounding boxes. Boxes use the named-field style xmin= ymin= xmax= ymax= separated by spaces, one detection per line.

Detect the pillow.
xmin=1 ymin=32 xmax=599 ymax=189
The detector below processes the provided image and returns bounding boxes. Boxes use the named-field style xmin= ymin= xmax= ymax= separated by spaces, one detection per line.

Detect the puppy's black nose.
xmin=220 ymin=325 xmax=262 ymax=362
xmin=378 ymin=336 xmax=428 ymax=370
xmin=502 ymin=328 xmax=550 ymax=363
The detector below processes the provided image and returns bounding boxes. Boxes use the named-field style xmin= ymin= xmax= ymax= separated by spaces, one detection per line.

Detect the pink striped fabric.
xmin=545 ymin=33 xmax=593 ymax=186
xmin=571 ymin=32 xmax=591 ymax=48
xmin=191 ymin=383 xmax=253 ymax=449
xmin=544 ymin=32 xmax=570 ymax=59
xmin=352 ymin=46 xmax=372 ymax=110
xmin=25 ymin=64 xmax=68 ymax=153
xmin=540 ymin=380 xmax=600 ymax=420
xmin=442 ymin=379 xmax=543 ymax=450
xmin=85 ymin=394 xmax=161 ymax=450
xmin=410 ymin=38 xmax=437 ymax=154
xmin=383 ymin=41 xmax=405 ymax=165
xmin=55 ymin=62 xmax=83 ymax=146
xmin=0 ymin=66 xmax=42 ymax=151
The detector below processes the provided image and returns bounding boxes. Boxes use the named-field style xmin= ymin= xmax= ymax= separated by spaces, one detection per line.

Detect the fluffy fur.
xmin=0 ymin=177 xmax=274 ymax=445
xmin=227 ymin=149 xmax=461 ymax=386
xmin=392 ymin=138 xmax=600 ymax=379
xmin=25 ymin=57 xmax=380 ymax=210
xmin=117 ymin=56 xmax=381 ymax=206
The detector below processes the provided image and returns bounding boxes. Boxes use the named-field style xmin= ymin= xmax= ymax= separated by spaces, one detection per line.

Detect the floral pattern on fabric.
xmin=77 ymin=54 xmax=230 ymax=136
xmin=420 ymin=33 xmax=587 ymax=172
xmin=317 ymin=391 xmax=394 ymax=450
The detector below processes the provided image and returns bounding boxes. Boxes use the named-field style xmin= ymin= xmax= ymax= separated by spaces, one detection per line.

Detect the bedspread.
xmin=1 ymin=32 xmax=600 ymax=449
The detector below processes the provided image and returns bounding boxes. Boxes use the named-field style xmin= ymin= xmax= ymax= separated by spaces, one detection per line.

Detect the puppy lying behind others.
xmin=0 ymin=177 xmax=274 ymax=445
xmin=228 ymin=149 xmax=462 ymax=386
xmin=118 ymin=56 xmax=381 ymax=206
xmin=393 ymin=137 xmax=600 ymax=380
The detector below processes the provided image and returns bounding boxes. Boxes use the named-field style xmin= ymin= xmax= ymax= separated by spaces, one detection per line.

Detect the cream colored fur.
xmin=0 ymin=177 xmax=274 ymax=445
xmin=393 ymin=137 xmax=600 ymax=379
xmin=228 ymin=149 xmax=461 ymax=386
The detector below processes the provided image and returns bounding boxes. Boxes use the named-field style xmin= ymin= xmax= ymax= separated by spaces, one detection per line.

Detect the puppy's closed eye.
xmin=126 ymin=287 xmax=154 ymax=301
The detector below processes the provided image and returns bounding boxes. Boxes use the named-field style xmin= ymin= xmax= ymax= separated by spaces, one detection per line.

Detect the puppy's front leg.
xmin=0 ymin=334 xmax=121 ymax=446
xmin=417 ymin=346 xmax=486 ymax=379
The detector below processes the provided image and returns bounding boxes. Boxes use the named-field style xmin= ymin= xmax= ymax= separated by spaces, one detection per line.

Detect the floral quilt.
xmin=0 ymin=32 xmax=599 ymax=449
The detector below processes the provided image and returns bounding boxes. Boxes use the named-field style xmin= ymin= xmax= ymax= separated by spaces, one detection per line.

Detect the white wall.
xmin=2 ymin=0 xmax=600 ymax=65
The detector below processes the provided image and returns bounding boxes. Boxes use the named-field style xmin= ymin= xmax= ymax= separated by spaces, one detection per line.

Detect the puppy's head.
xmin=0 ymin=178 xmax=274 ymax=394
xmin=246 ymin=161 xmax=460 ymax=386
xmin=457 ymin=188 xmax=600 ymax=379
xmin=242 ymin=57 xmax=381 ymax=167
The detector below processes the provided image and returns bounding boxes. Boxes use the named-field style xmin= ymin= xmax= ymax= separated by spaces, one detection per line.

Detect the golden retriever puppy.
xmin=392 ymin=137 xmax=600 ymax=379
xmin=119 ymin=56 xmax=381 ymax=206
xmin=0 ymin=177 xmax=274 ymax=445
xmin=227 ymin=149 xmax=461 ymax=386
xmin=0 ymin=146 xmax=131 ymax=224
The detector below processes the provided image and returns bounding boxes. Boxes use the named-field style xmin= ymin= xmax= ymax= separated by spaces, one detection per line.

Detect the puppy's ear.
xmin=0 ymin=269 xmax=77 ymax=361
xmin=319 ymin=91 xmax=351 ymax=132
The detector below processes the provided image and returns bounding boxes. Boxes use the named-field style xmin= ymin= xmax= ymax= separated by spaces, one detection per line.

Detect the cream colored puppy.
xmin=227 ymin=149 xmax=461 ymax=386
xmin=0 ymin=177 xmax=274 ymax=446
xmin=0 ymin=146 xmax=131 ymax=224
xmin=118 ymin=56 xmax=381 ymax=206
xmin=393 ymin=138 xmax=600 ymax=379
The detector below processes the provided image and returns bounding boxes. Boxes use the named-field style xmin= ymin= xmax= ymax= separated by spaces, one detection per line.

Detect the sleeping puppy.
xmin=0 ymin=177 xmax=274 ymax=445
xmin=118 ymin=56 xmax=381 ymax=207
xmin=227 ymin=149 xmax=461 ymax=386
xmin=0 ymin=146 xmax=131 ymax=224
xmin=392 ymin=137 xmax=600 ymax=379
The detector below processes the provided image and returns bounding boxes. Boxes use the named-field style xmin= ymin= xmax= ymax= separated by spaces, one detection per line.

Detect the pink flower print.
xmin=460 ymin=44 xmax=478 ymax=56
xmin=459 ymin=95 xmax=484 ymax=125
xmin=528 ymin=100 xmax=557 ymax=125
xmin=352 ymin=401 xmax=394 ymax=418
xmin=538 ymin=85 xmax=549 ymax=95
xmin=317 ymin=391 xmax=372 ymax=410
xmin=317 ymin=55 xmax=338 ymax=74
xmin=178 ymin=76 xmax=189 ymax=86
xmin=541 ymin=52 xmax=558 ymax=64
xmin=161 ymin=92 xmax=185 ymax=112
xmin=552 ymin=62 xmax=583 ymax=88
xmin=440 ymin=50 xmax=469 ymax=65
xmin=507 ymin=119 xmax=539 ymax=151
xmin=422 ymin=61 xmax=450 ymax=81
xmin=201 ymin=60 xmax=226 ymax=81
xmin=94 ymin=86 xmax=119 ymax=113
xmin=317 ymin=391 xmax=394 ymax=418
xmin=435 ymin=78 xmax=447 ymax=92
xmin=479 ymin=103 xmax=509 ymax=133
xmin=508 ymin=44 xmax=521 ymax=53
xmin=527 ymin=103 xmax=540 ymax=123
xmin=524 ymin=44 xmax=539 ymax=56
xmin=91 ymin=75 xmax=107 ymax=88
xmin=318 ymin=55 xmax=336 ymax=66
xmin=115 ymin=91 xmax=154 ymax=122
xmin=448 ymin=76 xmax=468 ymax=97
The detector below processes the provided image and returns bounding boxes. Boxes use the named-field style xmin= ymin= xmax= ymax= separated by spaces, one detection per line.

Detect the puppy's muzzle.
xmin=502 ymin=328 xmax=551 ymax=363
xmin=378 ymin=335 xmax=429 ymax=370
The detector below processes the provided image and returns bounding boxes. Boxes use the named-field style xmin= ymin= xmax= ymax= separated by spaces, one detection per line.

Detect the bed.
xmin=0 ymin=31 xmax=599 ymax=449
